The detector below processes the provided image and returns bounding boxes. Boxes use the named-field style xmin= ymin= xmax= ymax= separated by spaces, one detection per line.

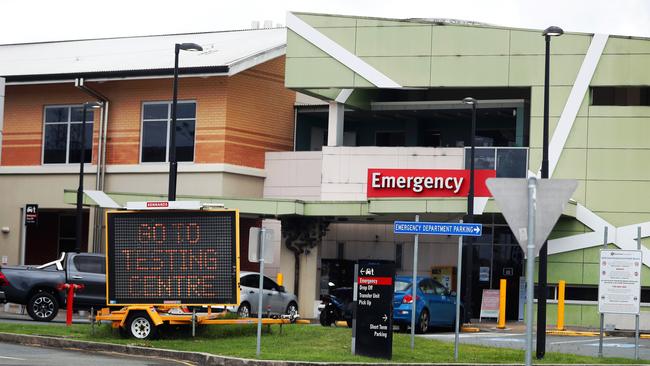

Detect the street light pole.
xmin=462 ymin=97 xmax=477 ymax=322
xmin=537 ymin=25 xmax=563 ymax=360
xmin=76 ymin=101 xmax=103 ymax=253
xmin=168 ymin=42 xmax=203 ymax=201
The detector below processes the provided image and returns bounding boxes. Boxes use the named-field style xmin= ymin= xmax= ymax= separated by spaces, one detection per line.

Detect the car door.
xmin=240 ymin=274 xmax=260 ymax=314
xmin=431 ymin=280 xmax=456 ymax=325
xmin=68 ymin=255 xmax=106 ymax=307
xmin=263 ymin=276 xmax=284 ymax=313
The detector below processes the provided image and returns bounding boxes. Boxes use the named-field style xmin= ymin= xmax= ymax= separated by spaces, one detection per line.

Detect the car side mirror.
xmin=278 ymin=286 xmax=285 ymax=293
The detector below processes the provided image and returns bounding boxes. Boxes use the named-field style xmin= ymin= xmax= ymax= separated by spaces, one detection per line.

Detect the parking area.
xmin=422 ymin=330 xmax=650 ymax=360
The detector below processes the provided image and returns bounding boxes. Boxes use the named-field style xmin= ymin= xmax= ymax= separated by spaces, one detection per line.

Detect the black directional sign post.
xmin=353 ymin=260 xmax=395 ymax=360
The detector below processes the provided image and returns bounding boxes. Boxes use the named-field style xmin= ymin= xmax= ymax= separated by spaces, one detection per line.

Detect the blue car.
xmin=393 ymin=276 xmax=463 ymax=333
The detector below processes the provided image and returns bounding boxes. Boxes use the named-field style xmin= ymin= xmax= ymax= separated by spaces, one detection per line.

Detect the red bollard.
xmin=57 ymin=283 xmax=84 ymax=326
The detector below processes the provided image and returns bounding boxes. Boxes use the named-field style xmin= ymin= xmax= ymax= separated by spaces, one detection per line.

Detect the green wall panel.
xmin=592 ymin=54 xmax=650 ymax=85
xmin=356 ymin=26 xmax=432 ymax=56
xmin=587 ymin=149 xmax=650 ymax=181
xmin=529 ymin=86 xmax=589 ymax=117
xmin=547 ymin=262 xmax=584 ymax=283
xmin=432 ymin=26 xmax=509 ymax=56
xmin=580 ymin=305 xmax=601 ymax=327
xmin=603 ymin=36 xmax=650 ymax=54
xmin=508 ymin=55 xmax=583 ymax=86
xmin=529 ymin=116 xmax=588 ymax=148
xmin=552 ymin=149 xmax=587 ymax=179
xmin=356 ymin=19 xmax=423 ymax=27
xmin=285 ymin=58 xmax=354 ymax=88
xmin=510 ymin=30 xmax=590 ymax=55
xmin=597 ymin=213 xmax=650 ymax=227
xmin=296 ymin=13 xmax=357 ymax=27
xmin=588 ymin=106 xmax=650 ymax=118
xmin=582 ymin=263 xmax=600 ymax=285
xmin=430 ymin=56 xmax=509 ymax=86
xmin=361 ymin=56 xmax=431 ymax=86
xmin=287 ymin=30 xmax=327 ymax=58
xmin=548 ymin=248 xmax=584 ymax=263
xmin=587 ymin=181 xmax=650 ymax=213
xmin=353 ymin=74 xmax=374 ymax=87
xmin=588 ymin=117 xmax=650 ymax=149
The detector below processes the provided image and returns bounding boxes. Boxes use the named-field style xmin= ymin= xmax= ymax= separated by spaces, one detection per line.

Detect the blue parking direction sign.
xmin=393 ymin=221 xmax=482 ymax=236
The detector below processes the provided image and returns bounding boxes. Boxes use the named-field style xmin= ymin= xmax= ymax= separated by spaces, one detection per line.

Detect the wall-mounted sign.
xmin=106 ymin=210 xmax=239 ymax=306
xmin=367 ymin=169 xmax=495 ymax=198
xmin=598 ymin=250 xmax=642 ymax=315
xmin=25 ymin=204 xmax=38 ymax=225
xmin=354 ymin=260 xmax=395 ymax=360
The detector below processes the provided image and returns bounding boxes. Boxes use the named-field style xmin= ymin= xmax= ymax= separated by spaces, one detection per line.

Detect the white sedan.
xmin=231 ymin=271 xmax=299 ymax=318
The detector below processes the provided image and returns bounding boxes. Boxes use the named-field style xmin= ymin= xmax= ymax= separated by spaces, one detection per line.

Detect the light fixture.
xmin=543 ymin=26 xmax=564 ymax=37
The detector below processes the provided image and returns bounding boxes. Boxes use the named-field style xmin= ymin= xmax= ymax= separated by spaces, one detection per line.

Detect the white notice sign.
xmin=598 ymin=250 xmax=642 ymax=314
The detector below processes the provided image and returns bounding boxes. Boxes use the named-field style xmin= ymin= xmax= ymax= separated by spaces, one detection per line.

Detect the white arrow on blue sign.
xmin=393 ymin=221 xmax=482 ymax=236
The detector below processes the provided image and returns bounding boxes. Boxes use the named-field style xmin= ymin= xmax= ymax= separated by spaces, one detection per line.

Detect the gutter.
xmin=74 ymin=78 xmax=110 ymax=253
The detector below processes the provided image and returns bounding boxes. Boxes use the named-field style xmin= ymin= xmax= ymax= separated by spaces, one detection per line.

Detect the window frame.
xmin=41 ymin=104 xmax=95 ymax=165
xmin=139 ymin=100 xmax=197 ymax=164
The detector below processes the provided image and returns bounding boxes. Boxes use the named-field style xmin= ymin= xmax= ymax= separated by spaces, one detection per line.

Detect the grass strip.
xmin=0 ymin=322 xmax=639 ymax=364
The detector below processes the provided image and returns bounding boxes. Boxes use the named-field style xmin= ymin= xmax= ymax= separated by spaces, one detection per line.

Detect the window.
xmin=263 ymin=276 xmax=279 ymax=291
xmin=141 ymin=101 xmax=196 ymax=162
xmin=592 ymin=87 xmax=650 ymax=106
xmin=240 ymin=274 xmax=258 ymax=288
xmin=74 ymin=256 xmax=105 ymax=274
xmin=43 ymin=106 xmax=94 ymax=164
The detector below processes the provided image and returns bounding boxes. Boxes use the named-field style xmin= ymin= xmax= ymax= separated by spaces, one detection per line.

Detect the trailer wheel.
xmin=126 ymin=312 xmax=158 ymax=339
xmin=237 ymin=302 xmax=251 ymax=318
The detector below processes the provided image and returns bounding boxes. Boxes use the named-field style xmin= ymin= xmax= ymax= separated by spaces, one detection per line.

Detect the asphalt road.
xmin=0 ymin=342 xmax=191 ymax=365
xmin=422 ymin=331 xmax=650 ymax=360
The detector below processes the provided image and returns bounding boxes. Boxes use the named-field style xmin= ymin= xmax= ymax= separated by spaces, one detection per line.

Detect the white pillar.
xmin=298 ymin=245 xmax=319 ymax=319
xmin=327 ymin=101 xmax=344 ymax=147
xmin=0 ymin=77 xmax=5 ymax=164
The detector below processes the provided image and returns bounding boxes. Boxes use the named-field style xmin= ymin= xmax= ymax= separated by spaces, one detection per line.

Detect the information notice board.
xmin=106 ymin=210 xmax=239 ymax=305
xmin=598 ymin=250 xmax=642 ymax=314
xmin=354 ymin=260 xmax=395 ymax=359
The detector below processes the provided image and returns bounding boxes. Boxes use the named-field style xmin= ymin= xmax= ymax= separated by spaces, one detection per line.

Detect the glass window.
xmin=141 ymin=101 xmax=196 ymax=162
xmin=431 ymin=280 xmax=448 ymax=295
xmin=592 ymin=87 xmax=650 ymax=106
xmin=74 ymin=256 xmax=105 ymax=274
xmin=240 ymin=274 xmax=258 ymax=288
xmin=376 ymin=131 xmax=405 ymax=146
xmin=263 ymin=276 xmax=278 ymax=291
xmin=43 ymin=106 xmax=94 ymax=164
xmin=395 ymin=280 xmax=411 ymax=292
xmin=419 ymin=279 xmax=436 ymax=294
xmin=496 ymin=148 xmax=528 ymax=178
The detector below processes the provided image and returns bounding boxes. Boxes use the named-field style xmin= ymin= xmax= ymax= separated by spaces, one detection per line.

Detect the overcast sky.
xmin=1 ymin=0 xmax=649 ymax=44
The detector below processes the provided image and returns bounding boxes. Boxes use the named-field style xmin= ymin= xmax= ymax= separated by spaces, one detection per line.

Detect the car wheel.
xmin=415 ymin=309 xmax=429 ymax=334
xmin=237 ymin=302 xmax=251 ymax=318
xmin=319 ymin=310 xmax=332 ymax=326
xmin=285 ymin=302 xmax=298 ymax=317
xmin=126 ymin=312 xmax=158 ymax=340
xmin=27 ymin=291 xmax=59 ymax=322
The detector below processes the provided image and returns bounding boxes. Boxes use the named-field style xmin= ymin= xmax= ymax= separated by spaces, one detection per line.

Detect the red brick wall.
xmin=1 ymin=56 xmax=295 ymax=168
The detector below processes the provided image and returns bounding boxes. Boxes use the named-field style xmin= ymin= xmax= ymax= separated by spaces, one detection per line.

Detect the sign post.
xmin=393 ymin=219 xmax=482 ymax=358
xmin=486 ymin=177 xmax=577 ymax=366
xmin=353 ymin=260 xmax=395 ymax=359
xmin=248 ymin=226 xmax=274 ymax=357
xmin=256 ymin=227 xmax=266 ymax=357
xmin=410 ymin=215 xmax=419 ymax=351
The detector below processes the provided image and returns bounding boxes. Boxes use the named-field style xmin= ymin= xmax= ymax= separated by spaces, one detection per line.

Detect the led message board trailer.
xmin=105 ymin=210 xmax=239 ymax=306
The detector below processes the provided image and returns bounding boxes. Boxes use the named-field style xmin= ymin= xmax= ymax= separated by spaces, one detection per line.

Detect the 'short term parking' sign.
xmin=106 ymin=210 xmax=239 ymax=306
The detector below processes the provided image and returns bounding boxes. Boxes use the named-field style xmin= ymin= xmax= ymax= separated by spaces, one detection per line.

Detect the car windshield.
xmin=394 ymin=280 xmax=412 ymax=292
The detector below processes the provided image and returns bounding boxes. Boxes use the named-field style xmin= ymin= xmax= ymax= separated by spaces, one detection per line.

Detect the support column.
xmin=0 ymin=77 xmax=5 ymax=164
xmin=327 ymin=101 xmax=344 ymax=147
xmin=298 ymin=245 xmax=319 ymax=319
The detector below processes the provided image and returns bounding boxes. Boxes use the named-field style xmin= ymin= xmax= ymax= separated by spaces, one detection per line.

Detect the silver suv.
xmin=233 ymin=271 xmax=298 ymax=318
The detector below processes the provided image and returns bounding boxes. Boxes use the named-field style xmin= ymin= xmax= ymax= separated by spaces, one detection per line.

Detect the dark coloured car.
xmin=0 ymin=252 xmax=106 ymax=321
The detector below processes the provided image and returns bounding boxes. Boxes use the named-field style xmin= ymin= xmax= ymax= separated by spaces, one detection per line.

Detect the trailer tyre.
xmin=126 ymin=312 xmax=158 ymax=340
xmin=27 ymin=291 xmax=59 ymax=322
xmin=237 ymin=302 xmax=251 ymax=318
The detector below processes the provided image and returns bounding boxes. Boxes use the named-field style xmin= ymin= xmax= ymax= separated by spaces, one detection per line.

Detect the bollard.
xmin=497 ymin=279 xmax=506 ymax=329
xmin=557 ymin=280 xmax=565 ymax=331
xmin=276 ymin=273 xmax=283 ymax=286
